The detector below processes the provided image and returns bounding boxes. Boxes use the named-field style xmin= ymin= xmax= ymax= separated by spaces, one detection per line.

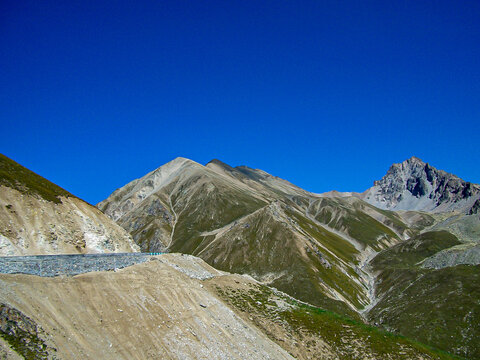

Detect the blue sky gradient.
xmin=2 ymin=0 xmax=479 ymax=204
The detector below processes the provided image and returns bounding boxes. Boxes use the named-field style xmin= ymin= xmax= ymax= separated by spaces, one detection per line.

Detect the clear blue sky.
xmin=2 ymin=0 xmax=479 ymax=204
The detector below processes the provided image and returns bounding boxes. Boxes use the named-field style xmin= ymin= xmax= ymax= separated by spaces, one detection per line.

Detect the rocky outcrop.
xmin=469 ymin=198 xmax=480 ymax=215
xmin=360 ymin=156 xmax=480 ymax=212
xmin=0 ymin=303 xmax=55 ymax=359
xmin=421 ymin=243 xmax=480 ymax=269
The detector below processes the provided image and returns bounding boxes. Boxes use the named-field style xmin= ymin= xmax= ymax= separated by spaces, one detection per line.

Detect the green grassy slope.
xmin=305 ymin=197 xmax=409 ymax=251
xmin=194 ymin=203 xmax=363 ymax=316
xmin=214 ymin=281 xmax=461 ymax=360
xmin=0 ymin=153 xmax=77 ymax=204
xmin=372 ymin=231 xmax=460 ymax=269
xmin=368 ymin=231 xmax=479 ymax=359
xmin=168 ymin=178 xmax=267 ymax=254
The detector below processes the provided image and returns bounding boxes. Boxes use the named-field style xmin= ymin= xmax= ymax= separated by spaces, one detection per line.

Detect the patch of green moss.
xmin=0 ymin=332 xmax=49 ymax=360
xmin=0 ymin=303 xmax=54 ymax=359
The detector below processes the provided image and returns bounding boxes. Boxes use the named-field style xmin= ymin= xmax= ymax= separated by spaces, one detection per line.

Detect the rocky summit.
xmin=360 ymin=156 xmax=480 ymax=212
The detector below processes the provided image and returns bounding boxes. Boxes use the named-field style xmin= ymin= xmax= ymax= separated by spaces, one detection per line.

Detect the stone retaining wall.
xmin=0 ymin=253 xmax=160 ymax=277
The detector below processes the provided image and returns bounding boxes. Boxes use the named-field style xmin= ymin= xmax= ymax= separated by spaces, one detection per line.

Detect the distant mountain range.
xmin=1 ymin=152 xmax=479 ymax=359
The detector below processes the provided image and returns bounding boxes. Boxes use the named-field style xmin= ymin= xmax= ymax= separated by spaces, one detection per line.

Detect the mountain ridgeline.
xmin=99 ymin=156 xmax=480 ymax=359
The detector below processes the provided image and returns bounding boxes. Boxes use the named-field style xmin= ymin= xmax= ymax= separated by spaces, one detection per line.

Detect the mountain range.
xmin=98 ymin=155 xmax=480 ymax=358
xmin=1 ymin=153 xmax=479 ymax=359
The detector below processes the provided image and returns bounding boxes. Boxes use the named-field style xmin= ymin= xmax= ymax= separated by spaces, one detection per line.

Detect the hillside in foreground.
xmin=0 ymin=254 xmax=459 ymax=360
xmin=0 ymin=153 xmax=138 ymax=255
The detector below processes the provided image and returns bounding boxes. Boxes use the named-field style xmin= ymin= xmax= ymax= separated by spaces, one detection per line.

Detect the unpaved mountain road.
xmin=0 ymin=253 xmax=294 ymax=360
xmin=0 ymin=252 xmax=159 ymax=277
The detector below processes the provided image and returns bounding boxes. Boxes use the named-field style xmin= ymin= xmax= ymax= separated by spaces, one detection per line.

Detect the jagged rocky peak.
xmin=361 ymin=156 xmax=480 ymax=212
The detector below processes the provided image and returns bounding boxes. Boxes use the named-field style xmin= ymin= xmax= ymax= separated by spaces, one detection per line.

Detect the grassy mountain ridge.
xmin=367 ymin=231 xmax=480 ymax=358
xmin=0 ymin=153 xmax=78 ymax=204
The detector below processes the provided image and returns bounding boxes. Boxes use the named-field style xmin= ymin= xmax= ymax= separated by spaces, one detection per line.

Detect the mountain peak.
xmin=168 ymin=157 xmax=197 ymax=165
xmin=206 ymin=158 xmax=231 ymax=168
xmin=150 ymin=157 xmax=202 ymax=174
xmin=362 ymin=158 xmax=480 ymax=212
xmin=404 ymin=156 xmax=424 ymax=164
xmin=205 ymin=159 xmax=238 ymax=175
xmin=390 ymin=156 xmax=425 ymax=171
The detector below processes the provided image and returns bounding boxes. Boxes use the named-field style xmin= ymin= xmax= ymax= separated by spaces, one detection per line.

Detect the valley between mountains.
xmin=1 ymin=153 xmax=479 ymax=359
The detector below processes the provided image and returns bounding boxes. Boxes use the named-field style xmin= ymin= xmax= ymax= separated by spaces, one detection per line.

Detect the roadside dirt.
xmin=0 ymin=254 xmax=293 ymax=360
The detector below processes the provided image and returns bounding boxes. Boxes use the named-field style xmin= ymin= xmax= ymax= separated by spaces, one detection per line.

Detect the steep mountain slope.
xmin=0 ymin=254 xmax=457 ymax=360
xmin=366 ymin=231 xmax=480 ymax=359
xmin=0 ymin=154 xmax=138 ymax=255
xmin=359 ymin=157 xmax=480 ymax=213
xmin=99 ymin=158 xmax=419 ymax=315
xmin=0 ymin=254 xmax=293 ymax=360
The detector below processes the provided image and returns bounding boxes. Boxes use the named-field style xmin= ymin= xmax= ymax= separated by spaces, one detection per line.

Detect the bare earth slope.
xmin=0 ymin=254 xmax=456 ymax=360
xmin=0 ymin=254 xmax=293 ymax=360
xmin=0 ymin=153 xmax=138 ymax=255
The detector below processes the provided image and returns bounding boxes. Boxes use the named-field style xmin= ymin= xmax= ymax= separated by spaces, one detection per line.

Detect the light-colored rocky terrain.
xmin=0 ymin=254 xmax=294 ymax=360
xmin=0 ymin=186 xmax=139 ymax=256
xmin=0 ymin=254 xmax=453 ymax=360
xmin=0 ymin=153 xmax=138 ymax=256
